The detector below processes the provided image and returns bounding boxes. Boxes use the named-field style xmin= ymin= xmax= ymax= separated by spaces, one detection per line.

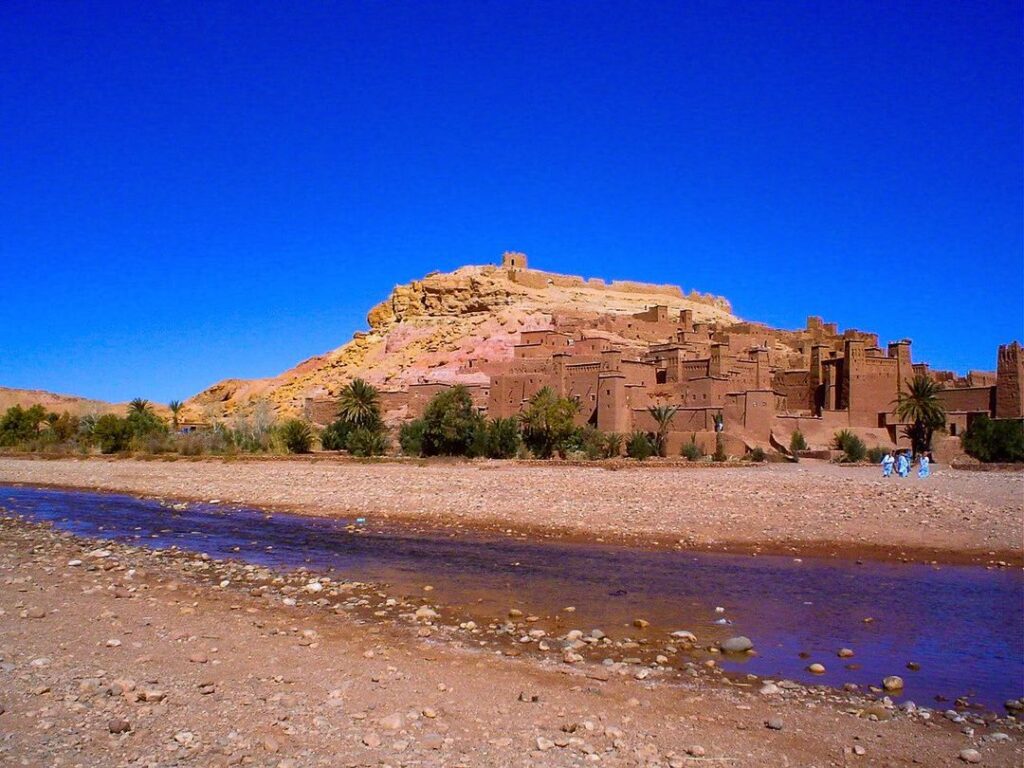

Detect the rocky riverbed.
xmin=1 ymin=515 xmax=1021 ymax=767
xmin=0 ymin=457 xmax=1021 ymax=565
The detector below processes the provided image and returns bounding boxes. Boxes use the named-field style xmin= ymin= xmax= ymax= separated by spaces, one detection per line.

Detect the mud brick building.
xmin=308 ymin=253 xmax=1022 ymax=454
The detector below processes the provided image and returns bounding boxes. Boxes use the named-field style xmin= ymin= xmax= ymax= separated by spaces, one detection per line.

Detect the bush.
xmin=834 ymin=429 xmax=866 ymax=462
xmin=626 ymin=431 xmax=655 ymax=460
xmin=519 ymin=387 xmax=580 ymax=459
xmin=126 ymin=409 xmax=166 ymax=439
xmin=131 ymin=431 xmax=172 ymax=454
xmin=421 ymin=386 xmax=486 ymax=456
xmin=399 ymin=419 xmax=426 ymax=457
xmin=866 ymin=446 xmax=887 ymax=464
xmin=485 ymin=418 xmax=521 ymax=459
xmin=562 ymin=426 xmax=606 ymax=460
xmin=278 ymin=419 xmax=313 ymax=454
xmin=0 ymin=404 xmax=47 ymax=447
xmin=961 ymin=416 xmax=1024 ymax=463
xmin=93 ymin=414 xmax=133 ymax=453
xmin=346 ymin=427 xmax=389 ymax=457
xmin=320 ymin=419 xmax=353 ymax=451
xmin=746 ymin=446 xmax=766 ymax=462
xmin=712 ymin=433 xmax=727 ymax=462
xmin=790 ymin=429 xmax=807 ymax=452
xmin=681 ymin=436 xmax=703 ymax=461
xmin=603 ymin=432 xmax=623 ymax=458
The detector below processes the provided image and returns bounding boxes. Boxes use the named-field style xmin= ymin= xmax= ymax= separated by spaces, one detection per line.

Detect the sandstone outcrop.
xmin=187 ymin=261 xmax=737 ymax=420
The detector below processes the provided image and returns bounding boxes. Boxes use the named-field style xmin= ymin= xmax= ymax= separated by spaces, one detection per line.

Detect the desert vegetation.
xmin=1 ymin=382 xmax=779 ymax=463
xmin=961 ymin=415 xmax=1024 ymax=463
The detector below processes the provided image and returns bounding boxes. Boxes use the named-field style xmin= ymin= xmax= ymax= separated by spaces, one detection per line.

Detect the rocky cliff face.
xmin=186 ymin=264 xmax=737 ymax=420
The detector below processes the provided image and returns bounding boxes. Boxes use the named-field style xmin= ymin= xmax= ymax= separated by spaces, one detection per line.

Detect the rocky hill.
xmin=0 ymin=387 xmax=125 ymax=417
xmin=186 ymin=259 xmax=737 ymax=420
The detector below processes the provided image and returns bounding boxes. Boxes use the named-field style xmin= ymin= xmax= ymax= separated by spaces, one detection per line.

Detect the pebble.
xmin=536 ymin=736 xmax=555 ymax=751
xmin=421 ymin=732 xmax=444 ymax=750
xmin=807 ymin=663 xmax=825 ymax=674
xmin=362 ymin=732 xmax=382 ymax=748
xmin=766 ymin=718 xmax=784 ymax=730
xmin=108 ymin=718 xmax=131 ymax=734
xmin=959 ymin=748 xmax=982 ymax=764
xmin=837 ymin=648 xmax=854 ymax=658
xmin=883 ymin=675 xmax=904 ymax=691
xmin=719 ymin=636 xmax=753 ymax=653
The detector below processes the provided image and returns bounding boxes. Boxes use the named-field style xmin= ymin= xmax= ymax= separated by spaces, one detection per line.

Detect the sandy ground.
xmin=1 ymin=516 xmax=1020 ymax=768
xmin=0 ymin=457 xmax=1021 ymax=564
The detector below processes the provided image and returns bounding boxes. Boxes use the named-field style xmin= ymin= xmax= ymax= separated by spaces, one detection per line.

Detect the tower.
xmin=501 ymin=251 xmax=527 ymax=271
xmin=996 ymin=341 xmax=1024 ymax=419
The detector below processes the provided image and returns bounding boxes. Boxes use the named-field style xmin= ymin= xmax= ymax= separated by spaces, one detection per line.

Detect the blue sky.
xmin=2 ymin=1 xmax=1021 ymax=404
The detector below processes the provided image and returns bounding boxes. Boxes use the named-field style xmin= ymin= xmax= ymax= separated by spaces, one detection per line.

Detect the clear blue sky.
xmin=2 ymin=1 xmax=1021 ymax=404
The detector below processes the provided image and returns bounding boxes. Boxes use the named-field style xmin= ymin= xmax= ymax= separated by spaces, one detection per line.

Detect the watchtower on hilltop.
xmin=502 ymin=251 xmax=528 ymax=271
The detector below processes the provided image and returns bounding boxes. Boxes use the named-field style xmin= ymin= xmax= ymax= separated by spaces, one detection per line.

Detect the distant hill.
xmin=186 ymin=258 xmax=737 ymax=420
xmin=0 ymin=387 xmax=125 ymax=417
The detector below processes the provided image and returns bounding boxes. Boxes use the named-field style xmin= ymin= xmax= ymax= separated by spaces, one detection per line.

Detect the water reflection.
xmin=2 ymin=484 xmax=1021 ymax=710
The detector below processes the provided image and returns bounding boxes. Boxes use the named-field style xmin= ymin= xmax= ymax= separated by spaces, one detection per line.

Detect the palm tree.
xmin=893 ymin=374 xmax=946 ymax=457
xmin=168 ymin=400 xmax=183 ymax=431
xmin=647 ymin=404 xmax=679 ymax=457
xmin=337 ymin=379 xmax=381 ymax=429
xmin=128 ymin=398 xmax=152 ymax=415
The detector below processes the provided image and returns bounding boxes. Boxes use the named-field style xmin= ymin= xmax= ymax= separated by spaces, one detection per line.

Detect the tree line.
xmin=2 ymin=373 xmax=1018 ymax=461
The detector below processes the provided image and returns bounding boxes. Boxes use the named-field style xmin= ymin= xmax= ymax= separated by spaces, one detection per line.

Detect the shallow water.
xmin=3 ymin=484 xmax=1022 ymax=711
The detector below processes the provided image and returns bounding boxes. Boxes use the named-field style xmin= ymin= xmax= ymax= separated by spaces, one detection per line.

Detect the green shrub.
xmin=346 ymin=427 xmax=389 ymax=457
xmin=93 ymin=414 xmax=133 ymax=453
xmin=399 ymin=419 xmax=426 ymax=457
xmin=562 ymin=426 xmax=606 ymax=460
xmin=866 ymin=446 xmax=887 ymax=464
xmin=421 ymin=386 xmax=486 ymax=456
xmin=126 ymin=408 xmax=165 ymax=439
xmin=519 ymin=387 xmax=580 ymax=458
xmin=681 ymin=436 xmax=703 ymax=461
xmin=485 ymin=417 xmax=521 ymax=459
xmin=626 ymin=431 xmax=655 ymax=460
xmin=48 ymin=412 xmax=79 ymax=442
xmin=0 ymin=404 xmax=47 ymax=447
xmin=278 ymin=419 xmax=313 ymax=454
xmin=603 ymin=432 xmax=624 ymax=458
xmin=961 ymin=416 xmax=1024 ymax=463
xmin=789 ymin=429 xmax=807 ymax=452
xmin=321 ymin=419 xmax=353 ymax=451
xmin=834 ymin=429 xmax=867 ymax=462
xmin=747 ymin=446 xmax=766 ymax=462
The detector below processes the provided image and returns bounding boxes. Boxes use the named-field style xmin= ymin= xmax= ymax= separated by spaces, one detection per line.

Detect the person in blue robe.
xmin=881 ymin=451 xmax=895 ymax=478
xmin=918 ymin=453 xmax=930 ymax=478
xmin=896 ymin=451 xmax=910 ymax=478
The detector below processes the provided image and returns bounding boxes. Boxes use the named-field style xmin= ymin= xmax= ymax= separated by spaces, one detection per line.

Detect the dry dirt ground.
xmin=1 ymin=517 xmax=1020 ymax=768
xmin=0 ymin=457 xmax=1020 ymax=564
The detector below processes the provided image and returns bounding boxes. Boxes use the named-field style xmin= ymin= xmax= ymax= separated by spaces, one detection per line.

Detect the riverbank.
xmin=0 ymin=456 xmax=1021 ymax=566
xmin=1 ymin=516 xmax=1020 ymax=767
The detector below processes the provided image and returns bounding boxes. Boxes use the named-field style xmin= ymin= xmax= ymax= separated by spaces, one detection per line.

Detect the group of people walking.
xmin=881 ymin=449 xmax=930 ymax=478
